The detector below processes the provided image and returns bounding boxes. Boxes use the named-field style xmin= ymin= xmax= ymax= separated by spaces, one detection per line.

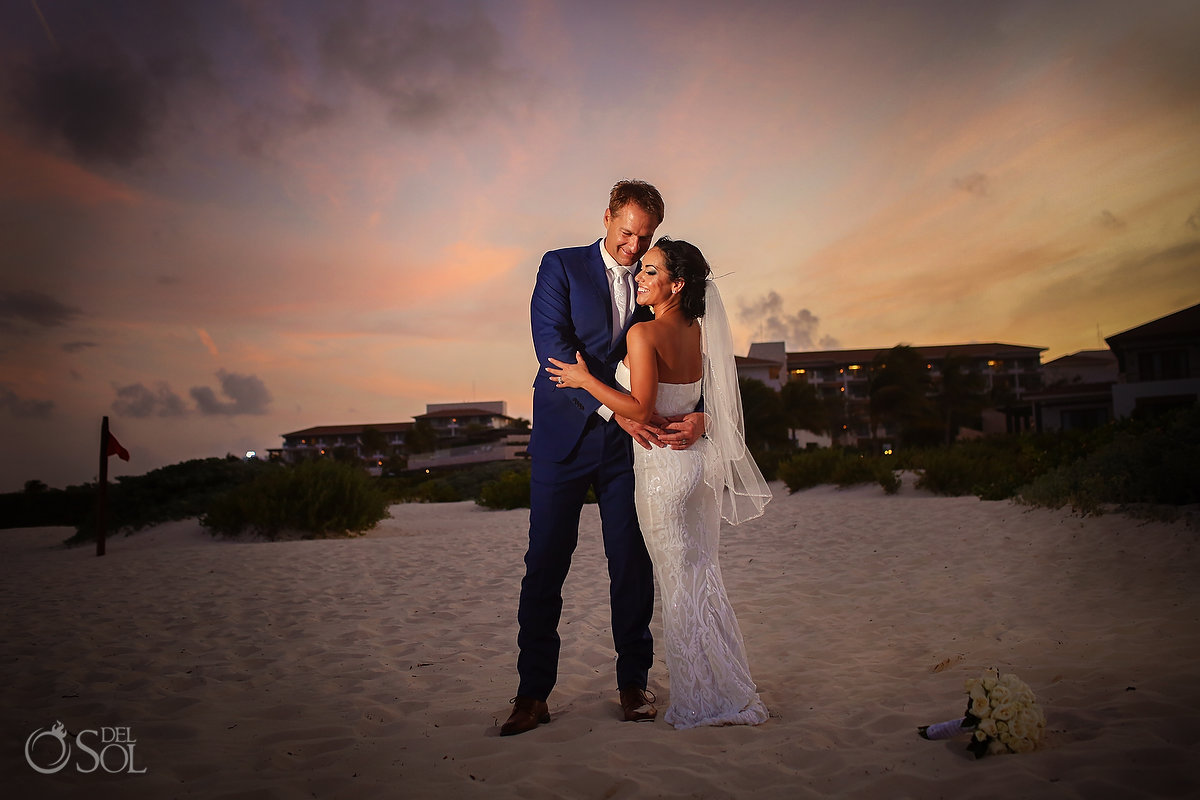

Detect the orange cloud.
xmin=0 ymin=132 xmax=141 ymax=207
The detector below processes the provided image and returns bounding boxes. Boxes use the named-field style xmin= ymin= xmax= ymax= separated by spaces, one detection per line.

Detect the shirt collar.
xmin=597 ymin=239 xmax=632 ymax=273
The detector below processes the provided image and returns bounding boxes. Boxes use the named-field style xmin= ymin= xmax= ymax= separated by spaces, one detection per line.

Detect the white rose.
xmin=992 ymin=701 xmax=1019 ymax=721
xmin=987 ymin=738 xmax=1008 ymax=755
xmin=970 ymin=695 xmax=991 ymax=718
xmin=1009 ymin=712 xmax=1033 ymax=740
xmin=977 ymin=718 xmax=998 ymax=738
xmin=988 ymin=684 xmax=1013 ymax=705
xmin=1008 ymin=736 xmax=1036 ymax=754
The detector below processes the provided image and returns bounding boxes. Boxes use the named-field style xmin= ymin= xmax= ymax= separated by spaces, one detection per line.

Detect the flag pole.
xmin=97 ymin=416 xmax=109 ymax=557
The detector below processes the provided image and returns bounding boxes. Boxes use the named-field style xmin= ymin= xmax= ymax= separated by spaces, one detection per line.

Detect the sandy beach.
xmin=2 ymin=477 xmax=1197 ymax=799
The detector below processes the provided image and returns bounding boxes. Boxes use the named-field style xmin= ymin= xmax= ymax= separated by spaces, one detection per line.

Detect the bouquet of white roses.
xmin=918 ymin=668 xmax=1046 ymax=758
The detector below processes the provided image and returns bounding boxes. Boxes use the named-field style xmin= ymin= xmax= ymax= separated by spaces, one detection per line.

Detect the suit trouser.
xmin=516 ymin=418 xmax=655 ymax=700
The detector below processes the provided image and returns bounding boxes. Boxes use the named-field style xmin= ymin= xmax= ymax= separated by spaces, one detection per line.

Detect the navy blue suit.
xmin=517 ymin=239 xmax=655 ymax=701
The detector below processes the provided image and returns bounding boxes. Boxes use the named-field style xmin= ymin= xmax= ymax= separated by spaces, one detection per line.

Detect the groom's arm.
xmin=530 ymin=250 xmax=603 ymax=416
xmin=614 ymin=413 xmax=666 ymax=450
xmin=660 ymin=412 xmax=705 ymax=450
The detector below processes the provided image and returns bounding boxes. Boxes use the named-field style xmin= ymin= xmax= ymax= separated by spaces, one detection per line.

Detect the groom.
xmin=503 ymin=180 xmax=699 ymax=736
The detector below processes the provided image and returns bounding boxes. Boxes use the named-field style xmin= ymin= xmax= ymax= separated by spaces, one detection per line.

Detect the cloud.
xmin=1097 ymin=209 xmax=1126 ymax=231
xmin=1 ymin=2 xmax=218 ymax=164
xmin=1187 ymin=203 xmax=1200 ymax=232
xmin=953 ymin=172 xmax=990 ymax=198
xmin=190 ymin=370 xmax=272 ymax=415
xmin=0 ymin=289 xmax=81 ymax=328
xmin=196 ymin=328 xmax=219 ymax=357
xmin=112 ymin=382 xmax=187 ymax=418
xmin=319 ymin=2 xmax=508 ymax=126
xmin=10 ymin=39 xmax=169 ymax=165
xmin=61 ymin=341 xmax=97 ymax=353
xmin=737 ymin=291 xmax=841 ymax=351
xmin=0 ymin=385 xmax=54 ymax=418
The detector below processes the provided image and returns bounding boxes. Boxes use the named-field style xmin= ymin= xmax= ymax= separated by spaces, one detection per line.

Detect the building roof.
xmin=1044 ymin=349 xmax=1117 ymax=368
xmin=735 ymin=355 xmax=782 ymax=367
xmin=1024 ymin=381 xmax=1115 ymax=400
xmin=414 ymin=407 xmax=515 ymax=421
xmin=785 ymin=342 xmax=1046 ymax=368
xmin=282 ymin=422 xmax=414 ymax=438
xmin=1105 ymin=303 xmax=1200 ymax=346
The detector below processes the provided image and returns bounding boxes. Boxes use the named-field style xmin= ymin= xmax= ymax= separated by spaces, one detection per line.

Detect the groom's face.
xmin=602 ymin=203 xmax=658 ymax=267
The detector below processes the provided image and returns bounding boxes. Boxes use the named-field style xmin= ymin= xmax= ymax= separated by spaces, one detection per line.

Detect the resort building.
xmin=1026 ymin=350 xmax=1118 ymax=432
xmin=272 ymin=401 xmax=530 ymax=472
xmin=1105 ymin=302 xmax=1200 ymax=418
xmin=273 ymin=422 xmax=413 ymax=464
xmin=736 ymin=341 xmax=1046 ymax=446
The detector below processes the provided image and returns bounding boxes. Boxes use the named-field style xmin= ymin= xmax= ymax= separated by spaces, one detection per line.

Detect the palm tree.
xmin=739 ymin=378 xmax=790 ymax=452
xmin=869 ymin=345 xmax=938 ymax=447
xmin=935 ymin=355 xmax=987 ymax=444
xmin=781 ymin=380 xmax=828 ymax=436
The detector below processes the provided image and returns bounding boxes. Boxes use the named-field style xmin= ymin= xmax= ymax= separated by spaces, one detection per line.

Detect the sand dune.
xmin=2 ymin=478 xmax=1197 ymax=798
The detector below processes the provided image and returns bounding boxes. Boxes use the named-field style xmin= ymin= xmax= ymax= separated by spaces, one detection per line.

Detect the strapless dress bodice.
xmin=615 ymin=361 xmax=701 ymax=418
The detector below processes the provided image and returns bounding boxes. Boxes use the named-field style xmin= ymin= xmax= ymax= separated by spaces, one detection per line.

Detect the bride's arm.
xmin=547 ymin=326 xmax=659 ymax=423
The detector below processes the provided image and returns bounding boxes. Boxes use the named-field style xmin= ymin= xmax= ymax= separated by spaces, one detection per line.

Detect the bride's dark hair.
xmin=652 ymin=236 xmax=711 ymax=321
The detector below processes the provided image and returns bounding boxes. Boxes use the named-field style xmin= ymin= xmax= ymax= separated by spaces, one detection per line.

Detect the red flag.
xmin=106 ymin=432 xmax=130 ymax=461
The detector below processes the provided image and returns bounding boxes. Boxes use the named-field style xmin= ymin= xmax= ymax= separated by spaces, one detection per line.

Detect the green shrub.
xmin=777 ymin=448 xmax=844 ymax=491
xmin=201 ymin=459 xmax=389 ymax=539
xmin=913 ymin=436 xmax=1050 ymax=500
xmin=478 ymin=467 xmax=532 ymax=509
xmin=777 ymin=448 xmax=900 ymax=495
xmin=63 ymin=456 xmax=275 ymax=545
xmin=1018 ymin=405 xmax=1200 ymax=513
xmin=831 ymin=454 xmax=878 ymax=487
xmin=877 ymin=465 xmax=902 ymax=495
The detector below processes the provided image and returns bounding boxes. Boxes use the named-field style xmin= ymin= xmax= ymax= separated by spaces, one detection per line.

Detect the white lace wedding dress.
xmin=617 ymin=362 xmax=769 ymax=729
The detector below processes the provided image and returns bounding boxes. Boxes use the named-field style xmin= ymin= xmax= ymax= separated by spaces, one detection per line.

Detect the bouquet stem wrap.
xmin=918 ymin=718 xmax=973 ymax=740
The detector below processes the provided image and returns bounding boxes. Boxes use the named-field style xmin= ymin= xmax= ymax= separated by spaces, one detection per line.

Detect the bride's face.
xmin=635 ymin=248 xmax=683 ymax=307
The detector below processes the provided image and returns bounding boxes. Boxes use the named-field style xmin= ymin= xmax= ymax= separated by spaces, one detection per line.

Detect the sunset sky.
xmin=1 ymin=0 xmax=1198 ymax=491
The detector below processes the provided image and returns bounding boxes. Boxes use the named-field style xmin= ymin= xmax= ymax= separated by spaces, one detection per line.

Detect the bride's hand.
xmin=546 ymin=351 xmax=591 ymax=389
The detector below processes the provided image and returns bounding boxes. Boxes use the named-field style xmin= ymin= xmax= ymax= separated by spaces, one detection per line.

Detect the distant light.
xmin=425 ymin=469 xmax=431 ymax=474
xmin=987 ymin=360 xmax=997 ymax=367
xmin=848 ymin=364 xmax=861 ymax=370
xmin=883 ymin=448 xmax=893 ymax=456
xmin=245 ymin=450 xmax=256 ymax=459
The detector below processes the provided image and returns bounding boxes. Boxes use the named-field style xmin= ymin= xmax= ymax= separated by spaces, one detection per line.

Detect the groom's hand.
xmin=615 ymin=414 xmax=665 ymax=450
xmin=661 ymin=412 xmax=705 ymax=450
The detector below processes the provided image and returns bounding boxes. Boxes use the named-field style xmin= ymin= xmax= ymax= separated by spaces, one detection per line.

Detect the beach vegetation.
xmin=201 ymin=459 xmax=389 ymax=538
xmin=478 ymin=465 xmax=532 ymax=509
xmin=56 ymin=456 xmax=277 ymax=545
xmin=776 ymin=403 xmax=1199 ymax=512
xmin=1016 ymin=404 xmax=1200 ymax=516
xmin=777 ymin=448 xmax=900 ymax=494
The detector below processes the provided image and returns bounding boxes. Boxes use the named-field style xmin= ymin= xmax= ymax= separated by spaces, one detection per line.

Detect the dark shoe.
xmin=501 ymin=696 xmax=550 ymax=736
xmin=619 ymin=686 xmax=658 ymax=722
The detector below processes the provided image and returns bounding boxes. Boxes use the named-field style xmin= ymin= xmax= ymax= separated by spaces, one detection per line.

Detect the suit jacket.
xmin=528 ymin=239 xmax=654 ymax=462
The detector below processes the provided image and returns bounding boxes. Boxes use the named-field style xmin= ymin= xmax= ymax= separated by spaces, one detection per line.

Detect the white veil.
xmin=700 ymin=279 xmax=772 ymax=525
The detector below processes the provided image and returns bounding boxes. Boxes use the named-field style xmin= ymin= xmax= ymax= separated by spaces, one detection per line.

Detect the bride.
xmin=547 ymin=237 xmax=772 ymax=729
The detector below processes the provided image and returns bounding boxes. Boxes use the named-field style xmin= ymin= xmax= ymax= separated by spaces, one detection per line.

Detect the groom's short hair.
xmin=609 ymin=180 xmax=665 ymax=226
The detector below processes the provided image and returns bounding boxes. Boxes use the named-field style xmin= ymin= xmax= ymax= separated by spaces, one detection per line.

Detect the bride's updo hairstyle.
xmin=652 ymin=236 xmax=711 ymax=321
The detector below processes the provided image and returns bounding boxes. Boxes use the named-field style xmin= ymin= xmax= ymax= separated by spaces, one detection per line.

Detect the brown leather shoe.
xmin=500 ymin=696 xmax=550 ymax=736
xmin=619 ymin=686 xmax=658 ymax=722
